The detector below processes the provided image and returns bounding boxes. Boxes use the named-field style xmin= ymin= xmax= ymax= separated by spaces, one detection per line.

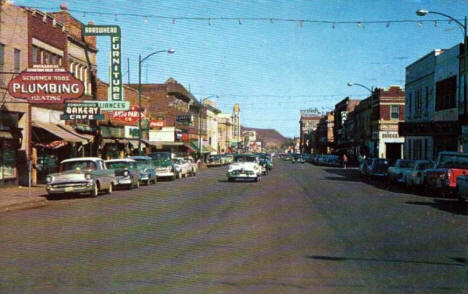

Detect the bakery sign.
xmin=111 ymin=105 xmax=145 ymax=122
xmin=8 ymin=67 xmax=84 ymax=103
xmin=60 ymin=103 xmax=104 ymax=120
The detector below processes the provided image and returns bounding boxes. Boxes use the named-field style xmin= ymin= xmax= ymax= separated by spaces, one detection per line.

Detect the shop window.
xmin=44 ymin=51 xmax=49 ymax=65
xmin=14 ymin=48 xmax=20 ymax=72
xmin=391 ymin=105 xmax=400 ymax=119
xmin=32 ymin=46 xmax=37 ymax=64
xmin=51 ymin=54 xmax=57 ymax=65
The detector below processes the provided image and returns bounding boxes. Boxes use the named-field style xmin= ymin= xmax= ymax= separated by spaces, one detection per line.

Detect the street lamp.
xmin=348 ymin=82 xmax=375 ymax=156
xmin=416 ymin=9 xmax=467 ymax=126
xmin=138 ymin=48 xmax=175 ymax=155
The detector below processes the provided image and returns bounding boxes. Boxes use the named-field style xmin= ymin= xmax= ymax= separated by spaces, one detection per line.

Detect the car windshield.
xmin=398 ymin=160 xmax=414 ymax=168
xmin=234 ymin=156 xmax=257 ymax=162
xmin=106 ymin=161 xmax=133 ymax=169
xmin=61 ymin=161 xmax=96 ymax=172
xmin=438 ymin=154 xmax=468 ymax=169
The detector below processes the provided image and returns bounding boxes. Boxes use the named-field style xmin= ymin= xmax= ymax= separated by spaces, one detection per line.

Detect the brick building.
xmin=299 ymin=113 xmax=320 ymax=154
xmin=315 ymin=112 xmax=334 ymax=154
xmin=333 ymin=97 xmax=360 ymax=154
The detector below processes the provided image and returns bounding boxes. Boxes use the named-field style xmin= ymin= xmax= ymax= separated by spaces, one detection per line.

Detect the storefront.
xmin=0 ymin=111 xmax=22 ymax=185
xmin=32 ymin=122 xmax=92 ymax=183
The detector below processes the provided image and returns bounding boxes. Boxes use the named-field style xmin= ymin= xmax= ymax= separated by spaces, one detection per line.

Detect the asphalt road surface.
xmin=0 ymin=161 xmax=466 ymax=293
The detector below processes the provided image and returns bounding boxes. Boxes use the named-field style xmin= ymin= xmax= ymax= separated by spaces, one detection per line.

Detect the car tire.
xmin=90 ymin=183 xmax=99 ymax=198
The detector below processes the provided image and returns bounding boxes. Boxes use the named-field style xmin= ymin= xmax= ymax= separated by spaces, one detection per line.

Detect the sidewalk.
xmin=0 ymin=185 xmax=48 ymax=213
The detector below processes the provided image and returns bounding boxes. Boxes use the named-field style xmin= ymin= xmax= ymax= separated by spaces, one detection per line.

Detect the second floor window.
xmin=0 ymin=44 xmax=5 ymax=67
xmin=435 ymin=76 xmax=456 ymax=111
xmin=391 ymin=105 xmax=400 ymax=119
xmin=14 ymin=49 xmax=20 ymax=72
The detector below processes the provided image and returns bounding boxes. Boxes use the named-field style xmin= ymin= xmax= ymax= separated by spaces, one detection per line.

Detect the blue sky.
xmin=16 ymin=0 xmax=468 ymax=137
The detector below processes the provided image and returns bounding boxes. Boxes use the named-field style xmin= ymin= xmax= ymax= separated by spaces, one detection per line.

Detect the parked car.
xmin=128 ymin=156 xmax=157 ymax=185
xmin=388 ymin=159 xmax=415 ymax=184
xmin=207 ymin=154 xmax=223 ymax=167
xmin=105 ymin=159 xmax=141 ymax=189
xmin=149 ymin=152 xmax=176 ymax=180
xmin=227 ymin=154 xmax=262 ymax=182
xmin=403 ymin=160 xmax=434 ymax=189
xmin=292 ymin=155 xmax=305 ymax=164
xmin=46 ymin=157 xmax=115 ymax=197
xmin=173 ymin=157 xmax=191 ymax=178
xmin=361 ymin=158 xmax=389 ymax=179
xmin=456 ymin=175 xmax=468 ymax=202
xmin=424 ymin=152 xmax=468 ymax=196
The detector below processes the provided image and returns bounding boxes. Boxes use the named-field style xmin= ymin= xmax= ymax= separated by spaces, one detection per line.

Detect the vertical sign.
xmin=82 ymin=25 xmax=128 ymax=110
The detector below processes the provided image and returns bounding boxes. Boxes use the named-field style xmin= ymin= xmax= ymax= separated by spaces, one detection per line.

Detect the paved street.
xmin=0 ymin=161 xmax=466 ymax=293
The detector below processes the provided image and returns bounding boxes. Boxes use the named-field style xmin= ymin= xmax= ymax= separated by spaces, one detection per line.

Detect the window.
xmin=51 ymin=54 xmax=57 ymax=65
xmin=14 ymin=49 xmax=20 ymax=72
xmin=32 ymin=46 xmax=38 ymax=64
xmin=435 ymin=76 xmax=456 ymax=111
xmin=408 ymin=92 xmax=412 ymax=119
xmin=44 ymin=51 xmax=49 ymax=64
xmin=0 ymin=44 xmax=4 ymax=66
xmin=425 ymin=86 xmax=429 ymax=115
xmin=391 ymin=105 xmax=400 ymax=119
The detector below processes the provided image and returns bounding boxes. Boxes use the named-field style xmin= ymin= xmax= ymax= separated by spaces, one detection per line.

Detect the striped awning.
xmin=32 ymin=122 xmax=89 ymax=144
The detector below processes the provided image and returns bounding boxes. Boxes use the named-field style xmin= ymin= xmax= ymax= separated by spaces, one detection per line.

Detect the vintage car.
xmin=227 ymin=154 xmax=262 ymax=182
xmin=173 ymin=157 xmax=191 ymax=178
xmin=360 ymin=158 xmax=389 ymax=179
xmin=105 ymin=159 xmax=141 ymax=189
xmin=149 ymin=152 xmax=176 ymax=180
xmin=46 ymin=157 xmax=115 ymax=197
xmin=424 ymin=152 xmax=468 ymax=196
xmin=456 ymin=175 xmax=468 ymax=202
xmin=259 ymin=157 xmax=273 ymax=174
xmin=207 ymin=155 xmax=223 ymax=167
xmin=403 ymin=160 xmax=434 ymax=189
xmin=127 ymin=156 xmax=157 ymax=185
xmin=387 ymin=159 xmax=415 ymax=184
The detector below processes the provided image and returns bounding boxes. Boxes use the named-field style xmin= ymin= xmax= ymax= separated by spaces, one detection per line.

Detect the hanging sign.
xmin=7 ymin=67 xmax=84 ymax=103
xmin=60 ymin=102 xmax=104 ymax=120
xmin=82 ymin=25 xmax=128 ymax=110
xmin=111 ymin=105 xmax=145 ymax=122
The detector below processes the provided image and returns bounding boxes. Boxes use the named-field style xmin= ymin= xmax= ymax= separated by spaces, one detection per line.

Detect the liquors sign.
xmin=7 ymin=67 xmax=84 ymax=103
xmin=60 ymin=103 xmax=104 ymax=120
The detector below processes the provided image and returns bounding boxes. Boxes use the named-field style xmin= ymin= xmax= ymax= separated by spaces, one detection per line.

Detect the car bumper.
xmin=140 ymin=173 xmax=151 ymax=180
xmin=156 ymin=171 xmax=175 ymax=178
xmin=115 ymin=176 xmax=132 ymax=186
xmin=46 ymin=181 xmax=94 ymax=194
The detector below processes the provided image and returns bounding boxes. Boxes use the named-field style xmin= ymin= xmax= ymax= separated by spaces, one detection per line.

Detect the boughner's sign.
xmin=60 ymin=103 xmax=104 ymax=120
xmin=111 ymin=105 xmax=145 ymax=122
xmin=82 ymin=25 xmax=122 ymax=102
xmin=7 ymin=68 xmax=84 ymax=103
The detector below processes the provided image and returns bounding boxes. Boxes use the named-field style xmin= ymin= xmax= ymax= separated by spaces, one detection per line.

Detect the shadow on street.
xmin=405 ymin=200 xmax=468 ymax=216
xmin=306 ymin=255 xmax=465 ymax=267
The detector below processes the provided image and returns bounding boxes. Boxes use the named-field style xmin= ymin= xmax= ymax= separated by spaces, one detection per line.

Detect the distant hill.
xmin=241 ymin=127 xmax=289 ymax=148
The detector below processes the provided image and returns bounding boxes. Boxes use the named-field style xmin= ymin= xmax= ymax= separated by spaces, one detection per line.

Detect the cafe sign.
xmin=8 ymin=67 xmax=84 ymax=103
xmin=60 ymin=103 xmax=104 ymax=120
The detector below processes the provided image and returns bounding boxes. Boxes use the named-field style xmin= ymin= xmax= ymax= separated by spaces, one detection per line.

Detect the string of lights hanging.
xmin=22 ymin=5 xmax=463 ymax=28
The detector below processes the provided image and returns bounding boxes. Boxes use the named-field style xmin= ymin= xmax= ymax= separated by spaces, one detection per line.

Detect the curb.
xmin=0 ymin=197 xmax=48 ymax=213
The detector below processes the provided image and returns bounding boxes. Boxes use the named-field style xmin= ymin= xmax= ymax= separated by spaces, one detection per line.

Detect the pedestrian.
xmin=342 ymin=153 xmax=348 ymax=169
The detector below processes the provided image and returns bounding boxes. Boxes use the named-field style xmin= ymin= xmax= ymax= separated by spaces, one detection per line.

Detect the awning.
xmin=184 ymin=143 xmax=196 ymax=153
xmin=58 ymin=124 xmax=94 ymax=142
xmin=190 ymin=141 xmax=214 ymax=154
xmin=32 ymin=122 xmax=89 ymax=144
xmin=0 ymin=131 xmax=13 ymax=139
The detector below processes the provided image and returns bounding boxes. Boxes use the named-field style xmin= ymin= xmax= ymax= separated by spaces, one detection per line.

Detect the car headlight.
xmin=123 ymin=170 xmax=129 ymax=177
xmin=46 ymin=175 xmax=53 ymax=184
xmin=85 ymin=173 xmax=92 ymax=180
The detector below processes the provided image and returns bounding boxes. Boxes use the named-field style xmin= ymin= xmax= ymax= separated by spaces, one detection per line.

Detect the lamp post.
xmin=416 ymin=9 xmax=467 ymax=150
xmin=348 ymin=82 xmax=375 ymax=157
xmin=138 ymin=48 xmax=175 ymax=155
